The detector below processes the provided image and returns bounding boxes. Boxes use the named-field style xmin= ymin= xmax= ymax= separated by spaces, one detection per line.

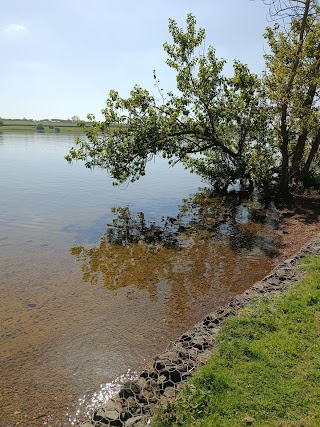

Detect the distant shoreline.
xmin=0 ymin=119 xmax=87 ymax=134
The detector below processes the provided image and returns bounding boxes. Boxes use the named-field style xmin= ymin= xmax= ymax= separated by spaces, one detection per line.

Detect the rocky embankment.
xmin=80 ymin=234 xmax=320 ymax=427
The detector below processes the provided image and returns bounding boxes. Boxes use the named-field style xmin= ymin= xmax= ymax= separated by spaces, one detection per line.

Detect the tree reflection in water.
xmin=70 ymin=191 xmax=280 ymax=304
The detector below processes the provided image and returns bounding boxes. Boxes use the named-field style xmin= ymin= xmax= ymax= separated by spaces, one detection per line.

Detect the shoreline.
xmin=79 ymin=234 xmax=320 ymax=427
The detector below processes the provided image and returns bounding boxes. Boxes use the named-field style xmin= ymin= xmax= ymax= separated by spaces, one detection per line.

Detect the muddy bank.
xmin=80 ymin=234 xmax=320 ymax=427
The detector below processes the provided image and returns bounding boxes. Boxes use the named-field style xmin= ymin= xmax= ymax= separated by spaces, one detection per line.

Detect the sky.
xmin=1 ymin=0 xmax=272 ymax=121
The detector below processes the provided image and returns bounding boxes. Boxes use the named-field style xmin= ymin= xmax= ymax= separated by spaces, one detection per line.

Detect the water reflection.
xmin=70 ymin=192 xmax=280 ymax=300
xmin=68 ymin=192 xmax=281 ymax=424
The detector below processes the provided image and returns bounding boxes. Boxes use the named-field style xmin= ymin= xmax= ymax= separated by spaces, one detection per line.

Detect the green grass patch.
xmin=152 ymin=255 xmax=320 ymax=427
xmin=0 ymin=119 xmax=87 ymax=134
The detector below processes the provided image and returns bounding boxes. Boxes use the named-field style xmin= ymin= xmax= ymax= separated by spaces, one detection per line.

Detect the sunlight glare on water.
xmin=66 ymin=369 xmax=139 ymax=426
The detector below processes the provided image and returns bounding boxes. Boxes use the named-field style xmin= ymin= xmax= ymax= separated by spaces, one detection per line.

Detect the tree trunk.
xmin=291 ymin=130 xmax=309 ymax=177
xmin=278 ymin=0 xmax=311 ymax=194
xmin=279 ymin=106 xmax=290 ymax=195
xmin=291 ymin=43 xmax=320 ymax=177
xmin=300 ymin=128 xmax=320 ymax=180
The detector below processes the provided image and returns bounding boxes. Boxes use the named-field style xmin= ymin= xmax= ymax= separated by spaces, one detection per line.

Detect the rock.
xmin=93 ymin=398 xmax=123 ymax=422
xmin=179 ymin=334 xmax=192 ymax=342
xmin=123 ymin=395 xmax=139 ymax=413
xmin=156 ymin=365 xmax=191 ymax=388
xmin=146 ymin=378 xmax=158 ymax=389
xmin=158 ymin=395 xmax=169 ymax=405
xmin=163 ymin=387 xmax=176 ymax=399
xmin=140 ymin=388 xmax=156 ymax=401
xmin=154 ymin=360 xmax=166 ymax=371
xmin=140 ymin=369 xmax=158 ymax=380
xmin=137 ymin=377 xmax=148 ymax=389
xmin=124 ymin=415 xmax=147 ymax=426
xmin=184 ymin=348 xmax=199 ymax=360
xmin=190 ymin=336 xmax=211 ymax=350
xmin=156 ymin=351 xmax=181 ymax=364
xmin=196 ymin=348 xmax=214 ymax=365
xmin=156 ymin=374 xmax=167 ymax=385
xmin=119 ymin=381 xmax=141 ymax=399
xmin=243 ymin=415 xmax=255 ymax=424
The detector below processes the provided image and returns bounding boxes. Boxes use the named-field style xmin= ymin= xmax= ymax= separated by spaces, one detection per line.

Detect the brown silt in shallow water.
xmin=1 ymin=191 xmax=319 ymax=426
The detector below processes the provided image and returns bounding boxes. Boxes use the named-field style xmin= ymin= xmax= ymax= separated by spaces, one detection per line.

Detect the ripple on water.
xmin=0 ymin=133 xmax=282 ymax=426
xmin=66 ymin=369 xmax=139 ymax=426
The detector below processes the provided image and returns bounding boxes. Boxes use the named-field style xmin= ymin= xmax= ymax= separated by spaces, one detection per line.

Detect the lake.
xmin=0 ymin=132 xmax=279 ymax=426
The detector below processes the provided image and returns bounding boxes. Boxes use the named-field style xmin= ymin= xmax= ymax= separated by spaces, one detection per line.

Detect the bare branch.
xmin=261 ymin=0 xmax=319 ymax=24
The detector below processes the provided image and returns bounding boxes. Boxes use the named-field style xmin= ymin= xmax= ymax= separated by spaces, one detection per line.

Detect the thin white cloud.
xmin=2 ymin=24 xmax=28 ymax=34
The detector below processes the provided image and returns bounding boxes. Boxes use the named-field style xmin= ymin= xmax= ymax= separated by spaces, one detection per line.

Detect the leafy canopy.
xmin=66 ymin=14 xmax=274 ymax=190
xmin=263 ymin=8 xmax=320 ymax=188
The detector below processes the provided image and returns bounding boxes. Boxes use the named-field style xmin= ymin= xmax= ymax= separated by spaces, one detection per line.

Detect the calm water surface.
xmin=0 ymin=133 xmax=280 ymax=426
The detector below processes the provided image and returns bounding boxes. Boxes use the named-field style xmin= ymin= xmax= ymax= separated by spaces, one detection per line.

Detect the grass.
xmin=152 ymin=255 xmax=320 ymax=427
xmin=0 ymin=119 xmax=86 ymax=133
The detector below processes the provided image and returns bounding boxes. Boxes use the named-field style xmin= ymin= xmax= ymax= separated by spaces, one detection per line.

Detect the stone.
xmin=242 ymin=416 xmax=255 ymax=424
xmin=146 ymin=378 xmax=158 ymax=389
xmin=196 ymin=348 xmax=214 ymax=365
xmin=163 ymin=387 xmax=176 ymax=399
xmin=95 ymin=407 xmax=119 ymax=421
xmin=154 ymin=360 xmax=166 ymax=371
xmin=158 ymin=395 xmax=168 ymax=405
xmin=156 ymin=374 xmax=167 ymax=385
xmin=141 ymin=388 xmax=156 ymax=400
xmin=124 ymin=415 xmax=147 ymax=426
xmin=93 ymin=398 xmax=123 ymax=422
xmin=137 ymin=377 xmax=148 ymax=389
xmin=124 ymin=396 xmax=139 ymax=412
xmin=140 ymin=369 xmax=158 ymax=380
xmin=185 ymin=348 xmax=199 ymax=360
xmin=119 ymin=381 xmax=141 ymax=399
xmin=93 ymin=423 xmax=110 ymax=427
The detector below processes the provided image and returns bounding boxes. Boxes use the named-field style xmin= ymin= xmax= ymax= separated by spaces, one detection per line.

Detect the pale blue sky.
xmin=1 ymin=0 xmax=270 ymax=120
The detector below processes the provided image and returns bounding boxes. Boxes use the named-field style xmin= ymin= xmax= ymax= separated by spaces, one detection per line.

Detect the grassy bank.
xmin=152 ymin=255 xmax=320 ymax=427
xmin=0 ymin=119 xmax=86 ymax=134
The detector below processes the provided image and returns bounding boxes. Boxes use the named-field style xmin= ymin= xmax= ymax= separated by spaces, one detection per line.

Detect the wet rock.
xmin=93 ymin=398 xmax=123 ymax=423
xmin=140 ymin=369 xmax=158 ymax=380
xmin=137 ymin=377 xmax=148 ymax=389
xmin=119 ymin=381 xmax=141 ymax=399
xmin=123 ymin=395 xmax=139 ymax=412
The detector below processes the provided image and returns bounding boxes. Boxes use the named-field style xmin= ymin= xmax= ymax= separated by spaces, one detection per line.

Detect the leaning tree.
xmin=67 ymin=4 xmax=320 ymax=195
xmin=66 ymin=14 xmax=275 ymax=193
